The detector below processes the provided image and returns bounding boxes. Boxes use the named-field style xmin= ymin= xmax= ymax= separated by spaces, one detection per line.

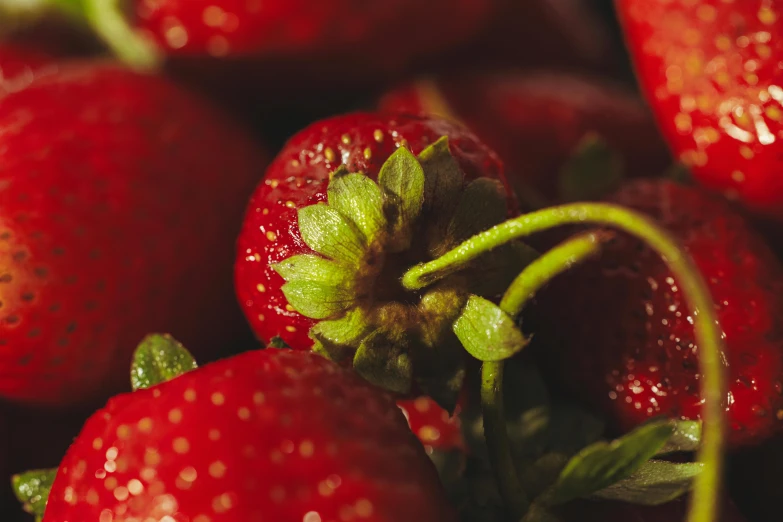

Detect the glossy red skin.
xmin=378 ymin=72 xmax=671 ymax=205
xmin=0 ymin=62 xmax=267 ymax=407
xmin=43 ymin=349 xmax=456 ymax=522
xmin=616 ymin=0 xmax=783 ymax=218
xmin=134 ymin=0 xmax=494 ymax=63
xmin=235 ymin=112 xmax=511 ymax=351
xmin=533 ymin=179 xmax=783 ymax=448
xmin=397 ymin=397 xmax=465 ymax=453
xmin=0 ymin=43 xmax=52 ymax=93
xmin=559 ymin=498 xmax=746 ymax=522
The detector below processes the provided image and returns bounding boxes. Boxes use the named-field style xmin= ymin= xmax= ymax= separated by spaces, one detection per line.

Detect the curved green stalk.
xmin=482 ymin=231 xmax=608 ymax=519
xmin=409 ymin=203 xmax=726 ymax=522
xmin=84 ymin=0 xmax=161 ymax=70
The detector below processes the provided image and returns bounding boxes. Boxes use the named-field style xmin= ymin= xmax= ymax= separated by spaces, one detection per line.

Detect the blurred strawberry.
xmin=379 ymin=71 xmax=671 ymax=207
xmin=0 ymin=61 xmax=267 ymax=408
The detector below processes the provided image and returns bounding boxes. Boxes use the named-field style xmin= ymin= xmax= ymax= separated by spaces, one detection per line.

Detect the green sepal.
xmin=130 ymin=334 xmax=197 ymax=391
xmin=417 ymin=136 xmax=462 ymax=219
xmin=272 ymin=254 xmax=354 ymax=287
xmin=547 ymin=420 xmax=675 ymax=505
xmin=452 ymin=295 xmax=528 ymax=362
xmin=310 ymin=308 xmax=372 ymax=348
xmin=266 ymin=336 xmax=291 ymax=349
xmin=657 ymin=420 xmax=701 ymax=455
xmin=558 ymin=133 xmax=624 ymax=202
xmin=445 ymin=177 xmax=508 ymax=247
xmin=328 ymin=172 xmax=386 ymax=244
xmin=280 ymin=281 xmax=354 ymax=319
xmin=12 ymin=468 xmax=57 ymax=521
xmin=378 ymin=146 xmax=425 ymax=252
xmin=590 ymin=460 xmax=703 ymax=505
xmin=297 ymin=203 xmax=366 ymax=266
xmin=353 ymin=330 xmax=413 ymax=394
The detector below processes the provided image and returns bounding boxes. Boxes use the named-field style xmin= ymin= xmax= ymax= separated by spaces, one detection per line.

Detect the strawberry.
xmin=0 ymin=61 xmax=267 ymax=408
xmin=1 ymin=0 xmax=497 ymax=89
xmin=234 ymin=111 xmax=528 ymax=410
xmin=41 ymin=346 xmax=457 ymax=522
xmin=616 ymin=0 xmax=783 ymax=219
xmin=378 ymin=71 xmax=670 ymax=207
xmin=397 ymin=396 xmax=465 ymax=454
xmin=557 ymin=497 xmax=746 ymax=522
xmin=0 ymin=43 xmax=50 ymax=87
xmin=531 ymin=178 xmax=783 ymax=448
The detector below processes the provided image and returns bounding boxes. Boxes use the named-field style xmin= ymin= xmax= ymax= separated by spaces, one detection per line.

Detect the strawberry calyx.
xmin=0 ymin=0 xmax=161 ymax=70
xmin=12 ymin=468 xmax=56 ymax=522
xmin=273 ymin=137 xmax=535 ymax=411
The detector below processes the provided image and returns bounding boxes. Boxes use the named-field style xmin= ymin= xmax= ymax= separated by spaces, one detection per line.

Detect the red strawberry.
xmin=0 ymin=61 xmax=267 ymax=407
xmin=234 ymin=112 xmax=524 ymax=409
xmin=42 ymin=348 xmax=456 ymax=522
xmin=378 ymin=71 xmax=670 ymax=207
xmin=397 ymin=397 xmax=465 ymax=453
xmin=3 ymin=1 xmax=496 ymax=92
xmin=616 ymin=0 xmax=783 ymax=219
xmin=0 ymin=43 xmax=50 ymax=86
xmin=531 ymin=178 xmax=783 ymax=448
xmin=557 ymin=497 xmax=746 ymax=522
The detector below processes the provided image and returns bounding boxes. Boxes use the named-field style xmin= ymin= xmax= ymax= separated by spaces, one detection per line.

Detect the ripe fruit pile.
xmin=0 ymin=1 xmax=780 ymax=521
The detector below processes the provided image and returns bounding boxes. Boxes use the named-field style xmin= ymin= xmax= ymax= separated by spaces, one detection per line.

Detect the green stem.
xmin=481 ymin=231 xmax=608 ymax=520
xmin=409 ymin=203 xmax=725 ymax=522
xmin=83 ymin=0 xmax=162 ymax=70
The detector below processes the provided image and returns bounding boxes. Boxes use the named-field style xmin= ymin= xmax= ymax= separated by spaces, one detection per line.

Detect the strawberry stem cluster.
xmin=403 ymin=203 xmax=726 ymax=522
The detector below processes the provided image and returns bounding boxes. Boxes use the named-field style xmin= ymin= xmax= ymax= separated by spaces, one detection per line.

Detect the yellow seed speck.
xmin=140 ymin=467 xmax=156 ymax=482
xmin=262 ymin=208 xmax=269 ymax=215
xmin=92 ymin=438 xmax=103 ymax=450
xmin=194 ymin=516 xmax=212 ymax=522
xmin=373 ymin=129 xmax=384 ymax=142
xmin=168 ymin=408 xmax=183 ymax=424
xmin=341 ymin=134 xmax=352 ymax=145
xmin=291 ymin=159 xmax=301 ymax=167
xmin=285 ymin=325 xmax=297 ymax=333
xmin=209 ymin=461 xmax=227 ymax=479
xmin=266 ymin=231 xmax=277 ymax=241
xmin=414 ymin=397 xmax=431 ymax=412
xmin=418 ymin=425 xmax=441 ymax=442
xmin=180 ymin=467 xmax=198 ymax=482
xmin=138 ymin=418 xmax=153 ymax=433
xmin=238 ymin=407 xmax=251 ymax=420
xmin=86 ymin=489 xmax=99 ymax=505
xmin=128 ymin=479 xmax=144 ymax=496
xmin=256 ymin=284 xmax=266 ymax=293
xmin=270 ymin=180 xmax=279 ymax=188
xmin=104 ymin=477 xmax=118 ymax=490
xmin=740 ymin=146 xmax=755 ymax=159
xmin=116 ymin=425 xmax=131 ymax=440
xmin=144 ymin=448 xmax=161 ymax=466
xmin=285 ymin=304 xmax=295 ymax=311
xmin=300 ymin=440 xmax=314 ymax=458
xmin=173 ymin=437 xmax=190 ymax=454
xmin=324 ymin=148 xmax=336 ymax=162
xmin=697 ymin=4 xmax=716 ymax=22
xmin=257 ymin=313 xmax=265 ymax=321
xmin=253 ymin=391 xmax=265 ymax=404
xmin=732 ymin=170 xmax=746 ymax=182
xmin=759 ymin=6 xmax=777 ymax=25
xmin=285 ymin=200 xmax=295 ymax=208
xmin=209 ymin=429 xmax=221 ymax=441
xmin=356 ymin=498 xmax=374 ymax=517
xmin=363 ymin=147 xmax=372 ymax=160
xmin=184 ymin=388 xmax=197 ymax=402
xmin=212 ymin=392 xmax=225 ymax=405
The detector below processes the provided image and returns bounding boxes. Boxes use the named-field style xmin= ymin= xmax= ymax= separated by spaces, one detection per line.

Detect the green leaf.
xmin=272 ymin=254 xmax=354 ymax=287
xmin=452 ymin=295 xmax=528 ymax=362
xmin=657 ymin=420 xmax=701 ymax=455
xmin=445 ymin=177 xmax=508 ymax=246
xmin=328 ymin=172 xmax=387 ymax=243
xmin=591 ymin=460 xmax=703 ymax=505
xmin=280 ymin=281 xmax=354 ymax=319
xmin=378 ymin=146 xmax=425 ymax=251
xmin=297 ymin=203 xmax=366 ymax=266
xmin=310 ymin=307 xmax=371 ymax=347
xmin=12 ymin=468 xmax=57 ymax=521
xmin=266 ymin=336 xmax=290 ymax=349
xmin=130 ymin=334 xmax=197 ymax=391
xmin=558 ymin=133 xmax=624 ymax=202
xmin=353 ymin=330 xmax=413 ymax=394
xmin=548 ymin=420 xmax=676 ymax=505
xmin=417 ymin=136 xmax=462 ymax=216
